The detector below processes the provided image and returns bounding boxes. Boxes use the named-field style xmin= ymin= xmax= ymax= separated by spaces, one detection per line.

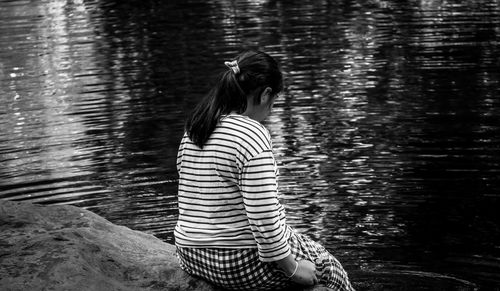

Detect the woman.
xmin=175 ymin=50 xmax=354 ymax=291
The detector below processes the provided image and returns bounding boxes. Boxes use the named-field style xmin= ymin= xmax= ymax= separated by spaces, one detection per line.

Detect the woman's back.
xmin=175 ymin=114 xmax=288 ymax=253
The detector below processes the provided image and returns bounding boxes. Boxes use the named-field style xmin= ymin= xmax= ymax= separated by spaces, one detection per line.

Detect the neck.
xmin=242 ymin=101 xmax=269 ymax=122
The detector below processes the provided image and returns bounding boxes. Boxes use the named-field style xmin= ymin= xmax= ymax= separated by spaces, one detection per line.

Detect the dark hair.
xmin=185 ymin=50 xmax=283 ymax=148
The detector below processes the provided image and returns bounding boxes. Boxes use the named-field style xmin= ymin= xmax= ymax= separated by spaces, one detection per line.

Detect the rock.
xmin=0 ymin=200 xmax=331 ymax=291
xmin=0 ymin=200 xmax=216 ymax=291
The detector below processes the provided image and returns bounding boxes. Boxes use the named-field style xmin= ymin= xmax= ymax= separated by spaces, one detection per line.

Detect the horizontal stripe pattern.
xmin=175 ymin=114 xmax=291 ymax=262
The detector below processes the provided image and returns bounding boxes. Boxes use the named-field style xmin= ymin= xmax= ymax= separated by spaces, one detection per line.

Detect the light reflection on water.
xmin=1 ymin=0 xmax=499 ymax=289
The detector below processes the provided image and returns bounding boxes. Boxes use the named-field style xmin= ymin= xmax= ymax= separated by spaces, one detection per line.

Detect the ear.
xmin=259 ymin=87 xmax=273 ymax=104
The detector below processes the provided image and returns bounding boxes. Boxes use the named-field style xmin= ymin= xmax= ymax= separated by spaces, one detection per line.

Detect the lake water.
xmin=1 ymin=0 xmax=499 ymax=290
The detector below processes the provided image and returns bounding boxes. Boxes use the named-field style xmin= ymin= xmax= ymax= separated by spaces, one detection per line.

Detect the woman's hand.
xmin=290 ymin=259 xmax=318 ymax=286
xmin=275 ymin=254 xmax=318 ymax=286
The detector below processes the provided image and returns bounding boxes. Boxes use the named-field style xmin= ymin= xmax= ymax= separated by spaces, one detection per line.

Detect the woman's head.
xmin=232 ymin=50 xmax=283 ymax=106
xmin=186 ymin=50 xmax=283 ymax=148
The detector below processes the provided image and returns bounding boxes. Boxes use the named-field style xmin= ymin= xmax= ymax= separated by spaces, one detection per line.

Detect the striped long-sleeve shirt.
xmin=174 ymin=114 xmax=291 ymax=262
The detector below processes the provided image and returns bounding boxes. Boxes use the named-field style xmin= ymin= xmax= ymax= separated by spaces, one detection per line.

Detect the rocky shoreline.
xmin=0 ymin=200 xmax=219 ymax=291
xmin=0 ymin=200 xmax=329 ymax=291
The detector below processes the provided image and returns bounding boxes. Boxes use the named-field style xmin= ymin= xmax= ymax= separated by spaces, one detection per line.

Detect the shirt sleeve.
xmin=240 ymin=150 xmax=291 ymax=262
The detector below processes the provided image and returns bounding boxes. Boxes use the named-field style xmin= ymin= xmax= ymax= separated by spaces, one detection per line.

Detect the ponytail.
xmin=185 ymin=71 xmax=246 ymax=148
xmin=185 ymin=50 xmax=283 ymax=148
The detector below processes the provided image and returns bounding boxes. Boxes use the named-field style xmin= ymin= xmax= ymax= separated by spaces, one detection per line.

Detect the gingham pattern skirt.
xmin=176 ymin=230 xmax=354 ymax=291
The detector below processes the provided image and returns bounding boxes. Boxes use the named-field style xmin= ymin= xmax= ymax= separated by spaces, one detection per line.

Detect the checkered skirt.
xmin=176 ymin=229 xmax=354 ymax=291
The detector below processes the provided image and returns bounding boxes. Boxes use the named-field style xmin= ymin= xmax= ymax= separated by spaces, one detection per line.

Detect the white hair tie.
xmin=224 ymin=60 xmax=240 ymax=75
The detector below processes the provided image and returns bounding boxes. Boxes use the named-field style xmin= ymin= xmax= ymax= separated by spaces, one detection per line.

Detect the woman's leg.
xmin=176 ymin=247 xmax=292 ymax=291
xmin=288 ymin=231 xmax=355 ymax=291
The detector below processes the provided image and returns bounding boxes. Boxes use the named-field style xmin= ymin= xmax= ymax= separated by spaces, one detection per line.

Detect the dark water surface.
xmin=1 ymin=0 xmax=499 ymax=289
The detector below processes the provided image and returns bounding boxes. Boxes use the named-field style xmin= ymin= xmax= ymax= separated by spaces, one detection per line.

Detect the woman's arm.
xmin=240 ymin=150 xmax=317 ymax=286
xmin=240 ymin=150 xmax=291 ymax=261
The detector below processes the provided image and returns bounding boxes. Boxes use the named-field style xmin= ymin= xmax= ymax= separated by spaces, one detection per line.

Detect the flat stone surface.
xmin=0 ymin=200 xmax=331 ymax=291
xmin=0 ymin=200 xmax=217 ymax=291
